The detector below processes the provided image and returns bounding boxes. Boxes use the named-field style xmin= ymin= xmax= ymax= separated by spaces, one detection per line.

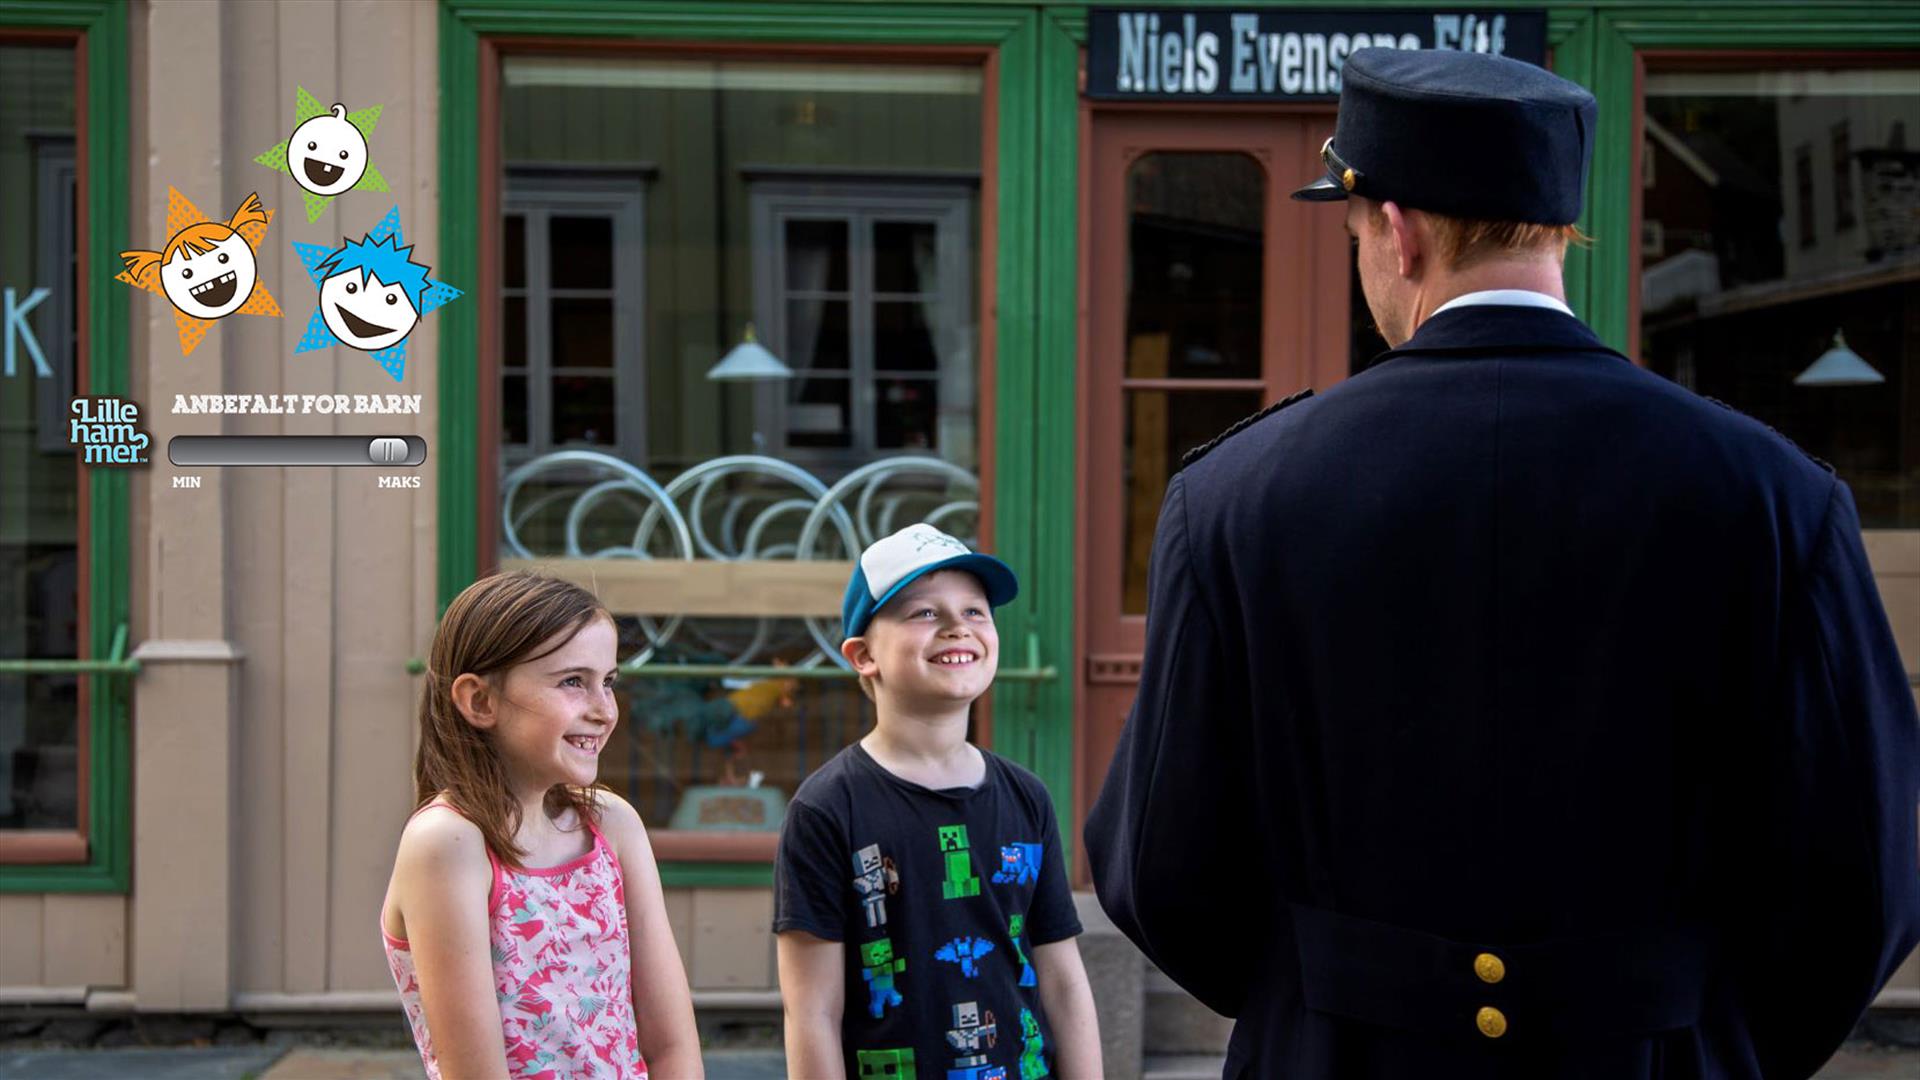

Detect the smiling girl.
xmin=381 ymin=572 xmax=702 ymax=1078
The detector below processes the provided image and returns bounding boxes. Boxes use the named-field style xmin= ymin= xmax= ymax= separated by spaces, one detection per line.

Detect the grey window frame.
xmin=748 ymin=179 xmax=974 ymax=472
xmin=503 ymin=169 xmax=648 ymax=469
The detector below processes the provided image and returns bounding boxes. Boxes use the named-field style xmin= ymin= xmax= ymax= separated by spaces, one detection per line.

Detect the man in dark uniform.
xmin=1084 ymin=47 xmax=1920 ymax=1079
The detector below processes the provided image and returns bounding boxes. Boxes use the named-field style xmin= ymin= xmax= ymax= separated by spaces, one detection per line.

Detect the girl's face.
xmin=486 ymin=616 xmax=620 ymax=791
xmin=859 ymin=570 xmax=999 ymax=708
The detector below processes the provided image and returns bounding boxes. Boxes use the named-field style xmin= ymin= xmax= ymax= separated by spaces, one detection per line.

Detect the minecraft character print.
xmin=860 ymin=938 xmax=907 ymax=1019
xmin=1018 ymin=1008 xmax=1048 ymax=1080
xmin=853 ymin=843 xmax=902 ymax=929
xmin=935 ymin=937 xmax=996 ymax=979
xmin=858 ymin=1048 xmax=917 ymax=1080
xmin=117 ymin=190 xmax=283 ymax=357
xmin=992 ymin=842 xmax=1042 ymax=887
xmin=939 ymin=825 xmax=981 ymax=900
xmin=944 ymin=1001 xmax=1001 ymax=1080
xmin=1007 ymin=914 xmax=1036 ymax=988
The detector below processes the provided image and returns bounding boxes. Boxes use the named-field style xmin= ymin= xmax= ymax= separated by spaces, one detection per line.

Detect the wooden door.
xmin=1074 ymin=108 xmax=1352 ymax=881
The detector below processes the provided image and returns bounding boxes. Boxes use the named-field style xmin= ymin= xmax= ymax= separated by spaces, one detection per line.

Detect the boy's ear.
xmin=451 ymin=672 xmax=498 ymax=730
xmin=841 ymin=635 xmax=880 ymax=679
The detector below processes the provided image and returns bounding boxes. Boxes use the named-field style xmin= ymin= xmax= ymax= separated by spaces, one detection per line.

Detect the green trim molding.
xmin=437 ymin=1 xmax=1920 ymax=874
xmin=0 ymin=0 xmax=131 ymax=894
xmin=659 ymin=862 xmax=776 ymax=889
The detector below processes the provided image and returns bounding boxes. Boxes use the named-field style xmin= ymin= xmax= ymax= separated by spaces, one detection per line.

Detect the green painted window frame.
xmin=437 ymin=1 xmax=1081 ymax=885
xmin=0 ymin=0 xmax=131 ymax=894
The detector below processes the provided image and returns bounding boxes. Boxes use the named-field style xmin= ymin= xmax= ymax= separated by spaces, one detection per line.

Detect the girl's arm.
xmin=391 ymin=810 xmax=510 ymax=1080
xmin=1032 ymin=938 xmax=1103 ymax=1079
xmin=775 ymin=930 xmax=846 ymax=1079
xmin=601 ymin=794 xmax=704 ymax=1078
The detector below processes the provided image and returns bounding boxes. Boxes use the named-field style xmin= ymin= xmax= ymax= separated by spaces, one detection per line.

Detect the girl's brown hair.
xmin=417 ymin=571 xmax=613 ymax=868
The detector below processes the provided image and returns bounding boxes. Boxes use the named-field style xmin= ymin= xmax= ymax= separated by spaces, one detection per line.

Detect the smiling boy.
xmin=775 ymin=524 xmax=1101 ymax=1079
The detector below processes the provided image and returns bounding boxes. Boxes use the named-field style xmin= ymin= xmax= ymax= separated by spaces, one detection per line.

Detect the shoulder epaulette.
xmin=1701 ymin=395 xmax=1835 ymax=475
xmin=1179 ymin=388 xmax=1314 ymax=472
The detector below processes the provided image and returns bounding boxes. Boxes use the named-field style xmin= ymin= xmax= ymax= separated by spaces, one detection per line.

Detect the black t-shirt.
xmin=774 ymin=741 xmax=1082 ymax=1080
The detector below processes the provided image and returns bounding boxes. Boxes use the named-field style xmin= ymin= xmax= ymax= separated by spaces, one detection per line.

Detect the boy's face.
xmin=848 ymin=569 xmax=998 ymax=709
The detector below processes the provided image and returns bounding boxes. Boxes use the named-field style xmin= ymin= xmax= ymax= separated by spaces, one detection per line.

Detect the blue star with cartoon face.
xmin=292 ymin=207 xmax=461 ymax=381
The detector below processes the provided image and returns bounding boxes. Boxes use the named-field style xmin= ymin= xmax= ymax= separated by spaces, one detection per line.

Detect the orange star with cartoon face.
xmin=117 ymin=187 xmax=282 ymax=356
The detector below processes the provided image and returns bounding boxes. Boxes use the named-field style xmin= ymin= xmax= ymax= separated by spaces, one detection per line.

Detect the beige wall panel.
xmin=224 ymin=0 xmax=292 ymax=997
xmin=325 ymin=0 xmax=437 ymax=993
xmin=1889 ymin=943 xmax=1920 ymax=991
xmin=662 ymin=886 xmax=694 ymax=974
xmin=0 ymin=896 xmax=44 ymax=984
xmin=1869 ymin=573 xmax=1920 ymax=675
xmin=1863 ymin=530 xmax=1920 ymax=577
xmin=689 ymin=889 xmax=775 ymax=990
xmin=270 ymin=0 xmax=346 ymax=998
xmin=131 ymin=0 xmax=239 ymax=1013
xmin=41 ymin=894 xmax=126 ymax=988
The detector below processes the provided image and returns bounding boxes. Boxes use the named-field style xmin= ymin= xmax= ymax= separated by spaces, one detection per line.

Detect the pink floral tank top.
xmin=382 ymin=803 xmax=648 ymax=1079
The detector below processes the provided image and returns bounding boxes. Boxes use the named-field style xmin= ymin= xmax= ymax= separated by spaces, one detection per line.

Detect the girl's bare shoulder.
xmin=394 ymin=801 xmax=491 ymax=877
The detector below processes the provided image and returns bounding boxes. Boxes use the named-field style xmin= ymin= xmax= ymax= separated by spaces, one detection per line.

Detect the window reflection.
xmin=1642 ymin=69 xmax=1920 ymax=526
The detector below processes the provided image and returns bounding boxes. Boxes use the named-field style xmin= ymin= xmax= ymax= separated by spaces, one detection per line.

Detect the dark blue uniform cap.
xmin=1293 ymin=48 xmax=1598 ymax=225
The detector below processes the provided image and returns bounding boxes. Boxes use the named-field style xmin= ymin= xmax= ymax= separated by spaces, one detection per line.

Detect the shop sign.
xmin=1087 ymin=7 xmax=1549 ymax=102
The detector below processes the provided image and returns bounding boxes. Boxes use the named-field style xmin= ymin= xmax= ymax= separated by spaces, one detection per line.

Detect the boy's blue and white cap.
xmin=841 ymin=523 xmax=1019 ymax=640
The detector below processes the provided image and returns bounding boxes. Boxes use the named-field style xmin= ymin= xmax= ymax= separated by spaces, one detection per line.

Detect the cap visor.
xmin=1291 ymin=173 xmax=1349 ymax=202
xmin=867 ymin=553 xmax=1019 ymax=623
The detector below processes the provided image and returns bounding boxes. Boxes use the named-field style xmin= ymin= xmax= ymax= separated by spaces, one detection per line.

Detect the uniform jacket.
xmin=1083 ymin=305 xmax=1920 ymax=1079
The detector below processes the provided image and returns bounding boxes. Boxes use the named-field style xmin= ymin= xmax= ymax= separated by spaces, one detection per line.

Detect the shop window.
xmin=500 ymin=173 xmax=647 ymax=468
xmin=496 ymin=56 xmax=985 ymax=846
xmin=748 ymin=182 xmax=973 ymax=467
xmin=1 ymin=43 xmax=80 ymax=836
xmin=1641 ymin=67 xmax=1920 ymax=527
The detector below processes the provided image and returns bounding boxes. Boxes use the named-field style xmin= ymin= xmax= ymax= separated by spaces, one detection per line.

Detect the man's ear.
xmin=1381 ymin=200 xmax=1422 ymax=279
xmin=451 ymin=672 xmax=499 ymax=730
xmin=841 ymin=635 xmax=880 ymax=679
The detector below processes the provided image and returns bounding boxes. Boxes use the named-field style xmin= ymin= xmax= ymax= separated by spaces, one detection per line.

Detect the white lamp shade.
xmin=706 ymin=326 xmax=794 ymax=382
xmin=1795 ymin=331 xmax=1884 ymax=387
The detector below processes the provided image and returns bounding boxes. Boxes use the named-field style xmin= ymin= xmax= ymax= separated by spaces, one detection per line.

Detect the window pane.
xmin=1642 ymin=69 xmax=1920 ymax=526
xmin=1126 ymin=152 xmax=1264 ymax=380
xmin=552 ymin=375 xmax=615 ymax=445
xmin=0 ymin=42 xmax=80 ymax=831
xmin=1122 ymin=390 xmax=1262 ymax=613
xmin=875 ymin=377 xmax=938 ymax=450
xmin=788 ymin=376 xmax=852 ymax=448
xmin=551 ymin=296 xmax=614 ymax=368
xmin=503 ymin=295 xmax=526 ymax=368
xmin=786 ymin=298 xmax=849 ymax=372
xmin=874 ymin=301 xmax=938 ymax=372
xmin=500 ymin=56 xmax=985 ymax=827
xmin=787 ymin=219 xmax=849 ymax=293
xmin=550 ymin=215 xmax=613 ymax=289
xmin=503 ymin=373 xmax=528 ymax=446
xmin=874 ymin=220 xmax=937 ymax=294
xmin=504 ymin=213 xmax=526 ymax=288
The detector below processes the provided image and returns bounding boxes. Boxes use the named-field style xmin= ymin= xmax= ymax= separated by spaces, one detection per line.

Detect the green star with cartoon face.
xmin=254 ymin=87 xmax=390 ymax=221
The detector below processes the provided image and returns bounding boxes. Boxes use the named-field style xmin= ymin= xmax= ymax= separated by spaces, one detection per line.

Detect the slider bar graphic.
xmin=168 ymin=435 xmax=428 ymax=467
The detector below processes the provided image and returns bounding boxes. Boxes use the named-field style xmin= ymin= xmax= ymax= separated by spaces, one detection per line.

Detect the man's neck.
xmin=1410 ymin=259 xmax=1567 ymax=335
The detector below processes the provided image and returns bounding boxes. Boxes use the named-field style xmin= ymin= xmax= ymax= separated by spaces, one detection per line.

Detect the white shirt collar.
xmin=1430 ymin=289 xmax=1574 ymax=318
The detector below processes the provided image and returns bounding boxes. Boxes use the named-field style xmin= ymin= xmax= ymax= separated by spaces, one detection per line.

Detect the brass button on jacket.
xmin=1476 ymin=1006 xmax=1508 ymax=1039
xmin=1474 ymin=952 xmax=1506 ymax=984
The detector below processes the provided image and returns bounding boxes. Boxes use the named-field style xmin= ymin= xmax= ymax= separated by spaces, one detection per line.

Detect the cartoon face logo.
xmin=118 ymin=192 xmax=281 ymax=353
xmin=285 ymin=104 xmax=368 ymax=196
xmin=319 ymin=266 xmax=418 ymax=352
xmin=158 ymin=230 xmax=259 ymax=320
